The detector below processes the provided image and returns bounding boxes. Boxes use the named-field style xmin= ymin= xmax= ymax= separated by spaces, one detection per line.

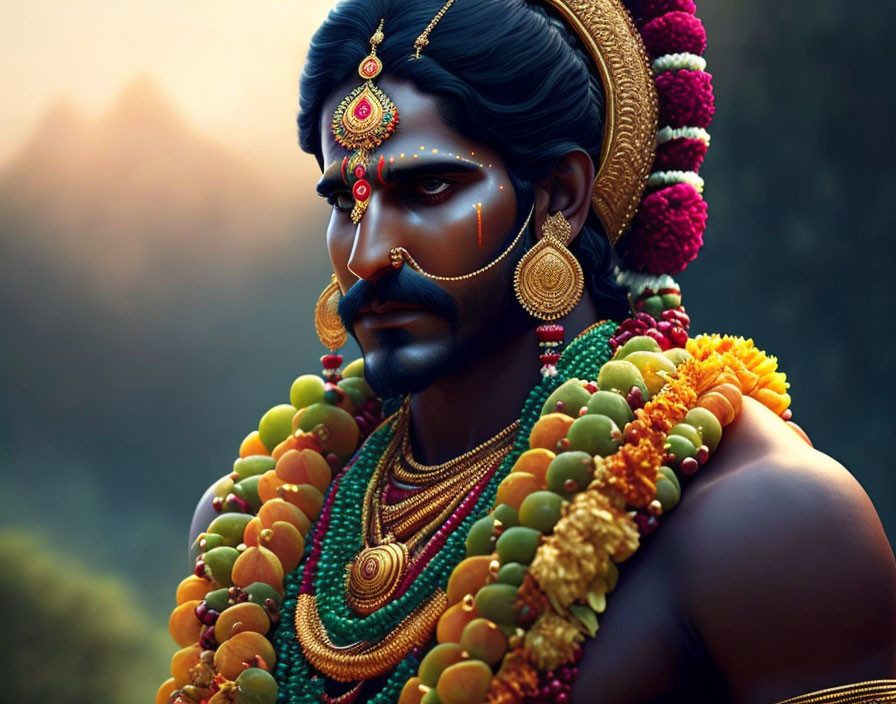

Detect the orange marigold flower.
xmin=487 ymin=649 xmax=540 ymax=703
xmin=687 ymin=335 xmax=790 ymax=414
xmin=529 ymin=489 xmax=639 ymax=608
xmin=523 ymin=612 xmax=585 ymax=670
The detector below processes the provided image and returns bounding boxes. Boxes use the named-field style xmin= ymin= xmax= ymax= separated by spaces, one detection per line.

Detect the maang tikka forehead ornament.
xmin=331 ymin=19 xmax=399 ymax=225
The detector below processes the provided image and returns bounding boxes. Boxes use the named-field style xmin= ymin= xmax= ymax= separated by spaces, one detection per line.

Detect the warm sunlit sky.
xmin=0 ymin=0 xmax=341 ymax=173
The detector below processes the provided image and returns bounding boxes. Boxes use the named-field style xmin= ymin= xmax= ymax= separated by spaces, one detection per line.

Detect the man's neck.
xmin=406 ymin=291 xmax=603 ymax=465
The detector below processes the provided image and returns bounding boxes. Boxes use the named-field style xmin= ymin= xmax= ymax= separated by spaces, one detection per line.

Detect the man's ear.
xmin=531 ymin=149 xmax=595 ymax=242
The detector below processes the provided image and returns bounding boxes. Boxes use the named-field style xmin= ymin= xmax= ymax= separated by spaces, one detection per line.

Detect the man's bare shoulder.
xmin=664 ymin=397 xmax=896 ymax=702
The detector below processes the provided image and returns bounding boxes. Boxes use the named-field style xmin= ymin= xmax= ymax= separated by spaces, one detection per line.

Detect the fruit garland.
xmin=159 ymin=359 xmax=389 ymax=704
xmin=158 ymin=285 xmax=793 ymax=704
xmin=159 ymin=323 xmax=621 ymax=704
xmin=396 ymin=306 xmax=793 ymax=704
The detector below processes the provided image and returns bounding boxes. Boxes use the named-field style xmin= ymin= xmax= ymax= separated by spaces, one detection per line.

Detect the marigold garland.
xmin=479 ymin=341 xmax=791 ymax=701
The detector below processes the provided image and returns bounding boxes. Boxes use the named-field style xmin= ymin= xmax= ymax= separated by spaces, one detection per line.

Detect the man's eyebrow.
xmin=316 ymin=156 xmax=483 ymax=196
xmin=382 ymin=156 xmax=482 ymax=183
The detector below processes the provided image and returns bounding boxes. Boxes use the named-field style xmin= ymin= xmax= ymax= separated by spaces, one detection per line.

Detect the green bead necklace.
xmin=272 ymin=322 xmax=617 ymax=703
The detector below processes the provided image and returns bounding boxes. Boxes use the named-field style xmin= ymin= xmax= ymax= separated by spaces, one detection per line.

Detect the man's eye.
xmin=415 ymin=179 xmax=452 ymax=198
xmin=328 ymin=192 xmax=354 ymax=211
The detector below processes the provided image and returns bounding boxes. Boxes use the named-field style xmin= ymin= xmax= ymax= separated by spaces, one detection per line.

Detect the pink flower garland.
xmin=618 ymin=0 xmax=715 ymax=278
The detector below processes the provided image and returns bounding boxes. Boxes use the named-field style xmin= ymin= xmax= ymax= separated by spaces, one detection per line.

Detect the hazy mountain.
xmin=0 ymin=76 xmax=316 ymax=295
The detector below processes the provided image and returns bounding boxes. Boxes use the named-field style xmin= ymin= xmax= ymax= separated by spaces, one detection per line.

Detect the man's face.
xmin=318 ymin=78 xmax=530 ymax=397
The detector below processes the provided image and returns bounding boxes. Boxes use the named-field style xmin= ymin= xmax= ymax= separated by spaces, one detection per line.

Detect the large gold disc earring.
xmin=513 ymin=212 xmax=584 ymax=321
xmin=315 ymin=274 xmax=348 ymax=351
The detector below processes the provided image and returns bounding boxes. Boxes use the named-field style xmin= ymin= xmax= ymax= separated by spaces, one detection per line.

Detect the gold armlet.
xmin=774 ymin=680 xmax=896 ymax=704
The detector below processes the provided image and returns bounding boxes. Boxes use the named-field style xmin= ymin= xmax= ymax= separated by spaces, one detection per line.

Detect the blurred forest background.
xmin=0 ymin=0 xmax=893 ymax=700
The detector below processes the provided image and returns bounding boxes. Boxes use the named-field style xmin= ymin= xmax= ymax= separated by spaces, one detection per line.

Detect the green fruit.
xmin=658 ymin=465 xmax=680 ymax=493
xmin=684 ymin=407 xmax=722 ymax=452
xmin=236 ymin=668 xmax=277 ymax=704
xmin=204 ymin=587 xmax=231 ymax=612
xmin=465 ymin=516 xmax=497 ymax=557
xmin=615 ymin=335 xmax=662 ymax=359
xmin=518 ymin=491 xmax=564 ymax=534
xmin=197 ymin=533 xmax=226 ymax=552
xmin=546 ymin=451 xmax=594 ymax=497
xmin=289 ymin=374 xmax=325 ymax=410
xmin=258 ymin=404 xmax=296 ymax=451
xmin=655 ymin=477 xmax=680 ymax=512
xmin=663 ymin=347 xmax=692 ymax=367
xmin=661 ymin=292 xmax=682 ymax=309
xmin=496 ymin=562 xmax=528 ymax=587
xmin=668 ymin=422 xmax=702 ymax=449
xmin=492 ymin=503 xmax=519 ymax=529
xmin=203 ymin=546 xmax=240 ymax=587
xmin=586 ymin=390 xmax=634 ymax=430
xmin=540 ymin=379 xmax=591 ymax=418
xmin=624 ymin=351 xmax=677 ymax=396
xmin=460 ymin=618 xmax=508 ymax=665
xmin=190 ymin=536 xmax=203 ymax=564
xmin=597 ymin=360 xmax=648 ymax=397
xmin=419 ymin=642 xmax=464 ymax=687
xmin=664 ymin=434 xmax=697 ymax=467
xmin=567 ymin=413 xmax=621 ymax=458
xmin=297 ymin=402 xmax=360 ymax=460
xmin=342 ymin=358 xmax=365 ymax=378
xmin=231 ymin=475 xmax=262 ymax=513
xmin=337 ymin=377 xmax=375 ymax=409
xmin=641 ymin=295 xmax=664 ymax=318
xmin=474 ymin=583 xmax=519 ymax=627
xmin=495 ymin=526 xmax=541 ymax=566
xmin=213 ymin=475 xmax=235 ymax=500
xmin=232 ymin=455 xmax=276 ymax=480
xmin=208 ymin=513 xmax=253 ymax=547
xmin=243 ymin=582 xmax=283 ymax=609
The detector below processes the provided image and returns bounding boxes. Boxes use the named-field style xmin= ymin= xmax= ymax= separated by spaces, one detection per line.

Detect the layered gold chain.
xmin=346 ymin=400 xmax=517 ymax=615
xmin=294 ymin=592 xmax=447 ymax=682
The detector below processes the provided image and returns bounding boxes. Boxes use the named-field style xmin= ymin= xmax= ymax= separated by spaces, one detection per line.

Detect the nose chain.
xmin=389 ymin=204 xmax=534 ymax=281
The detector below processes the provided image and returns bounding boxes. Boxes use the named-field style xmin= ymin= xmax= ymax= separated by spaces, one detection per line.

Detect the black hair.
xmin=298 ymin=0 xmax=630 ymax=321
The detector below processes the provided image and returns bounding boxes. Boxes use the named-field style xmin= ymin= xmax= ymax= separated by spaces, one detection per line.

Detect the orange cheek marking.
xmin=474 ymin=203 xmax=483 ymax=250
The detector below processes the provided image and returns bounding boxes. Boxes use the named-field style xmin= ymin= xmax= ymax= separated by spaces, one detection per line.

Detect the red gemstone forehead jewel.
xmin=354 ymin=97 xmax=373 ymax=120
xmin=330 ymin=18 xmax=399 ymax=225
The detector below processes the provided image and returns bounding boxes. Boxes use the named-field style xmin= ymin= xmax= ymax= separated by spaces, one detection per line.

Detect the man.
xmin=171 ymin=1 xmax=896 ymax=702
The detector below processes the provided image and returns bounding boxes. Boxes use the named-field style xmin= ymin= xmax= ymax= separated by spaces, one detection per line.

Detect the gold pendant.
xmin=346 ymin=542 xmax=409 ymax=616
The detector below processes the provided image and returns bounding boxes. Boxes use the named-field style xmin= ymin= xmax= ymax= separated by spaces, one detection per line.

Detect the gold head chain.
xmin=413 ymin=0 xmax=457 ymax=59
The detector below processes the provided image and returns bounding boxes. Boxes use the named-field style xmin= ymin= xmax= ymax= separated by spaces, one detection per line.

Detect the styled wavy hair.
xmin=298 ymin=0 xmax=630 ymax=320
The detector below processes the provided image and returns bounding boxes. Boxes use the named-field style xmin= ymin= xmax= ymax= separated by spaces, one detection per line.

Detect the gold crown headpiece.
xmin=536 ymin=0 xmax=658 ymax=244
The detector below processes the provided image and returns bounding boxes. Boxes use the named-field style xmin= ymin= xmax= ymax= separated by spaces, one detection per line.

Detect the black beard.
xmin=337 ymin=267 xmax=461 ymax=398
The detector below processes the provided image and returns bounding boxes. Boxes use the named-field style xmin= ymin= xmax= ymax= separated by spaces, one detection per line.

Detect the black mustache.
xmin=337 ymin=266 xmax=459 ymax=329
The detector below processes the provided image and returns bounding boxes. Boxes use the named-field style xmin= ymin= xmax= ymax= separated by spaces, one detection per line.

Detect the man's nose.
xmin=346 ymin=195 xmax=400 ymax=282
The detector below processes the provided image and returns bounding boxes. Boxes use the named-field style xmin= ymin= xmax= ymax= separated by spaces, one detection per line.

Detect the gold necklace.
xmin=346 ymin=400 xmax=518 ymax=616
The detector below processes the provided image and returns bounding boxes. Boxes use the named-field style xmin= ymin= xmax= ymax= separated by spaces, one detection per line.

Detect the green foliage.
xmin=0 ymin=531 xmax=170 ymax=704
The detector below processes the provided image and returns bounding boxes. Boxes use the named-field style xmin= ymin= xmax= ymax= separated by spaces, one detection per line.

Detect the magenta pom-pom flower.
xmin=621 ymin=183 xmax=708 ymax=274
xmin=641 ymin=11 xmax=707 ymax=58
xmin=641 ymin=0 xmax=697 ymax=21
xmin=654 ymin=138 xmax=708 ymax=172
xmin=656 ymin=70 xmax=715 ymax=128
